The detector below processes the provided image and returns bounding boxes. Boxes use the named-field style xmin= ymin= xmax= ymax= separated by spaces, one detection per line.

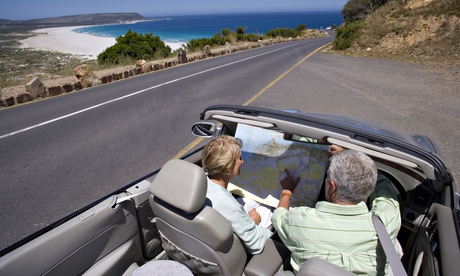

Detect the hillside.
xmin=335 ymin=0 xmax=459 ymax=66
xmin=0 ymin=13 xmax=149 ymax=28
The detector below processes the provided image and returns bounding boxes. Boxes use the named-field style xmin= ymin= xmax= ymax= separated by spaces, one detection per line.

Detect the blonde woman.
xmin=202 ymin=135 xmax=273 ymax=254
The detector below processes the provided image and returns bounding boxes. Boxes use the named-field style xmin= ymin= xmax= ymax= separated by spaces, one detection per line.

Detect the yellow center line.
xmin=242 ymin=43 xmax=330 ymax=106
xmin=173 ymin=43 xmax=330 ymax=159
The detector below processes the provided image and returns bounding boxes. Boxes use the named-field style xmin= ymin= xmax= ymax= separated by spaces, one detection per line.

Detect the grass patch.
xmin=0 ymin=40 xmax=94 ymax=88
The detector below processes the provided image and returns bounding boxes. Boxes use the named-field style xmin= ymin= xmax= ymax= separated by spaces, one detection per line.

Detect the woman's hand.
xmin=248 ymin=208 xmax=261 ymax=225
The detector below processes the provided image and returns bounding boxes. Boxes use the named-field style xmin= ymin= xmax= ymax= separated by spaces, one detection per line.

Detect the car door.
xmin=407 ymin=190 xmax=460 ymax=276
xmin=0 ymin=180 xmax=161 ymax=276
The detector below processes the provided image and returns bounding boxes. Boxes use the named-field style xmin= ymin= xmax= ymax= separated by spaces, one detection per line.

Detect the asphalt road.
xmin=1 ymin=35 xmax=459 ymax=251
xmin=0 ymin=36 xmax=332 ymax=250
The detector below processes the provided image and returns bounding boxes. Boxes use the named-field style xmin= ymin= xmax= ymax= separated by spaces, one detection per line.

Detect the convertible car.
xmin=0 ymin=105 xmax=458 ymax=275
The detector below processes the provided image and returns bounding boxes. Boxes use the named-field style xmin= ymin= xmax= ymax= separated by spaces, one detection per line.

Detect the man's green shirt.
xmin=271 ymin=175 xmax=401 ymax=275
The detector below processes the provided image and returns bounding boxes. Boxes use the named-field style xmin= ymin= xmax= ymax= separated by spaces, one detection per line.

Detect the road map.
xmin=228 ymin=124 xmax=330 ymax=208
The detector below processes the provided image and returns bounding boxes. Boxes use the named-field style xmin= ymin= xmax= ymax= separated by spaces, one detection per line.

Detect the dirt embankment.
xmin=338 ymin=0 xmax=459 ymax=66
xmin=325 ymin=0 xmax=459 ymax=88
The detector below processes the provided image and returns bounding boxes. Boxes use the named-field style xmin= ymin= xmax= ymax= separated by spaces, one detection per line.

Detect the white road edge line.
xmin=0 ymin=43 xmax=298 ymax=140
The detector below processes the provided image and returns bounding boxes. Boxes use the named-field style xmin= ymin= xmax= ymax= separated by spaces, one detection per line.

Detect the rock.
xmin=16 ymin=93 xmax=33 ymax=104
xmin=4 ymin=97 xmax=15 ymax=107
xmin=74 ymin=64 xmax=100 ymax=88
xmin=136 ymin=59 xmax=148 ymax=73
xmin=177 ymin=50 xmax=188 ymax=64
xmin=74 ymin=64 xmax=89 ymax=79
xmin=62 ymin=84 xmax=74 ymax=93
xmin=74 ymin=82 xmax=84 ymax=90
xmin=47 ymin=86 xmax=63 ymax=96
xmin=366 ymin=47 xmax=372 ymax=52
xmin=136 ymin=59 xmax=146 ymax=67
xmin=202 ymin=45 xmax=211 ymax=56
xmin=25 ymin=77 xmax=46 ymax=99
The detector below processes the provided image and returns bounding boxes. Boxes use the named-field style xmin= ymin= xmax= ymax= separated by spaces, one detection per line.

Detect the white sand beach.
xmin=19 ymin=26 xmax=184 ymax=60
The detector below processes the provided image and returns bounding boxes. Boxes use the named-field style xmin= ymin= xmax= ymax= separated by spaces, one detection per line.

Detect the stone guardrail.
xmin=0 ymin=37 xmax=310 ymax=108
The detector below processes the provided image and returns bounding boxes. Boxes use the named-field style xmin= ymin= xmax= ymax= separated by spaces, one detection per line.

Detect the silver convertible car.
xmin=0 ymin=105 xmax=458 ymax=275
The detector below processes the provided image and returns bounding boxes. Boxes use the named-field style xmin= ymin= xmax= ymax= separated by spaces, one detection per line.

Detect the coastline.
xmin=19 ymin=26 xmax=184 ymax=60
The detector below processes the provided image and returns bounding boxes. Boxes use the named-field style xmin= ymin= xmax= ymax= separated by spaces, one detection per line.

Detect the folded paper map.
xmin=229 ymin=124 xmax=330 ymax=208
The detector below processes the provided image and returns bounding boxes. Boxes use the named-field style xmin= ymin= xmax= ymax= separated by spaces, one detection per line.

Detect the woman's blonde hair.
xmin=202 ymin=135 xmax=242 ymax=177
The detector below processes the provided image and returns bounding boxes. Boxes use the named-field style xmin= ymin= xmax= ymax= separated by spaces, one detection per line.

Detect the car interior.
xmin=0 ymin=107 xmax=459 ymax=276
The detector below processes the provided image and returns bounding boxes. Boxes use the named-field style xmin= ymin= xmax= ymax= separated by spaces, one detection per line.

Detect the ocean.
xmin=74 ymin=11 xmax=343 ymax=46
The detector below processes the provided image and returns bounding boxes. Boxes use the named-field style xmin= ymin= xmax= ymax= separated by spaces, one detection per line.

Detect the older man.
xmin=271 ymin=149 xmax=401 ymax=275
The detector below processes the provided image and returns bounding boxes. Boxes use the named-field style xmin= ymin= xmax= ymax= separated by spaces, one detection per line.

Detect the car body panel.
xmin=199 ymin=105 xmax=452 ymax=185
xmin=0 ymin=195 xmax=143 ymax=275
xmin=1 ymin=105 xmax=458 ymax=276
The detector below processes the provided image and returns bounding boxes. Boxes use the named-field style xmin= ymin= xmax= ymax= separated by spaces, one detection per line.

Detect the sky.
xmin=1 ymin=0 xmax=348 ymax=21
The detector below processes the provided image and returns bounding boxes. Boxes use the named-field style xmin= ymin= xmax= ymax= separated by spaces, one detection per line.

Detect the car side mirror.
xmin=191 ymin=122 xmax=221 ymax=138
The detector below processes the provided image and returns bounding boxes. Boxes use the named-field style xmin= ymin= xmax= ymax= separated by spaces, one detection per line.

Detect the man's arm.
xmin=277 ymin=169 xmax=300 ymax=209
xmin=370 ymin=173 xmax=401 ymax=238
xmin=370 ymin=173 xmax=399 ymax=202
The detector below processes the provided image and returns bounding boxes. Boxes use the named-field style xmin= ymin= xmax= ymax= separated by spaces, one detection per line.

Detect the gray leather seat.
xmin=150 ymin=159 xmax=290 ymax=276
xmin=274 ymin=258 xmax=356 ymax=276
xmin=129 ymin=260 xmax=193 ymax=276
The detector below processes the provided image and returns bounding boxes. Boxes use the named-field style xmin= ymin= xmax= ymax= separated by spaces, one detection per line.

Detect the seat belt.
xmin=372 ymin=215 xmax=408 ymax=276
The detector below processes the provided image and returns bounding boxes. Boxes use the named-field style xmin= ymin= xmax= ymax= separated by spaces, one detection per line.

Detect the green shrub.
xmin=221 ymin=28 xmax=233 ymax=37
xmin=420 ymin=0 xmax=460 ymax=16
xmin=266 ymin=28 xmax=300 ymax=38
xmin=97 ymin=30 xmax=172 ymax=65
xmin=244 ymin=33 xmax=263 ymax=42
xmin=185 ymin=24 xmax=307 ymax=52
xmin=186 ymin=36 xmax=230 ymax=52
xmin=296 ymin=24 xmax=307 ymax=32
xmin=333 ymin=21 xmax=364 ymax=50
xmin=342 ymin=0 xmax=391 ymax=22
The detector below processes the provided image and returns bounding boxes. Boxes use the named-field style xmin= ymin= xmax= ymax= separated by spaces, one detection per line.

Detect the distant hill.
xmin=0 ymin=13 xmax=149 ymax=28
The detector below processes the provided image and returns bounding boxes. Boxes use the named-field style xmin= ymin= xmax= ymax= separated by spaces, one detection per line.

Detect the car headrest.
xmin=150 ymin=159 xmax=207 ymax=213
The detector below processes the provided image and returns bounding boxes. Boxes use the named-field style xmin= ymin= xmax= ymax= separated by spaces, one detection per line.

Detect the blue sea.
xmin=74 ymin=11 xmax=343 ymax=46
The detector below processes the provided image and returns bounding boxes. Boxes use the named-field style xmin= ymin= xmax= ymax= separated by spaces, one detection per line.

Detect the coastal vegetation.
xmin=186 ymin=26 xmax=262 ymax=52
xmin=185 ymin=24 xmax=307 ymax=52
xmin=97 ymin=23 xmax=309 ymax=62
xmin=97 ymin=30 xmax=172 ymax=65
xmin=266 ymin=24 xmax=307 ymax=38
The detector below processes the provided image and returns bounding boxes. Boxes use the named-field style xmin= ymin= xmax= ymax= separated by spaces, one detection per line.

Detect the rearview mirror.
xmin=191 ymin=122 xmax=221 ymax=138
